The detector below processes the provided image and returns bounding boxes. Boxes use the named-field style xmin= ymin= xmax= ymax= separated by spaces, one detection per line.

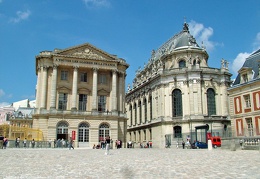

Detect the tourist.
xmin=105 ymin=136 xmax=111 ymax=155
xmin=31 ymin=139 xmax=35 ymax=148
xmin=69 ymin=137 xmax=74 ymax=150
xmin=3 ymin=136 xmax=8 ymax=149
xmin=23 ymin=138 xmax=27 ymax=148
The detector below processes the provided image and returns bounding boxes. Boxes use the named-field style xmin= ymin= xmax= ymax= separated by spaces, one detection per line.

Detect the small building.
xmin=33 ymin=43 xmax=129 ymax=148
xmin=228 ymin=49 xmax=260 ymax=138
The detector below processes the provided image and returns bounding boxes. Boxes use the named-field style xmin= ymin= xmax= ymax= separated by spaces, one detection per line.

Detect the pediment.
xmin=54 ymin=43 xmax=118 ymax=61
xmin=97 ymin=88 xmax=109 ymax=95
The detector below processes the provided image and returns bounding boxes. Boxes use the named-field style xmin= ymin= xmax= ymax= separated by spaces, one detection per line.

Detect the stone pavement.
xmin=0 ymin=147 xmax=259 ymax=179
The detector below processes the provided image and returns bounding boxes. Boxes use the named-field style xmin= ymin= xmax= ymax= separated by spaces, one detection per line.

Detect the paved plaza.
xmin=0 ymin=147 xmax=260 ymax=179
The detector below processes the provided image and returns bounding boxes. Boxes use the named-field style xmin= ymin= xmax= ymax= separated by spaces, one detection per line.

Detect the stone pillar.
xmin=71 ymin=66 xmax=79 ymax=111
xmin=112 ymin=70 xmax=117 ymax=111
xmin=50 ymin=65 xmax=58 ymax=109
xmin=35 ymin=67 xmax=41 ymax=108
xmin=92 ymin=68 xmax=98 ymax=111
xmin=118 ymin=73 xmax=123 ymax=112
xmin=40 ymin=66 xmax=48 ymax=109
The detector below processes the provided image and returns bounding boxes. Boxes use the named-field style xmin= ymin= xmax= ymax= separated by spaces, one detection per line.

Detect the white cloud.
xmin=9 ymin=10 xmax=31 ymax=23
xmin=0 ymin=102 xmax=10 ymax=107
xmin=188 ymin=20 xmax=217 ymax=52
xmin=230 ymin=52 xmax=250 ymax=75
xmin=253 ymin=32 xmax=260 ymax=50
xmin=0 ymin=89 xmax=5 ymax=97
xmin=83 ymin=0 xmax=110 ymax=8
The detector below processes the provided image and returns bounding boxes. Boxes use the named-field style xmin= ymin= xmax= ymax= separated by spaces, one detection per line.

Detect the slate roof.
xmin=233 ymin=49 xmax=260 ymax=85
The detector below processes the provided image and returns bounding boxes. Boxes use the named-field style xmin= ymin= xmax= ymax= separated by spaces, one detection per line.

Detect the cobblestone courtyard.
xmin=0 ymin=148 xmax=260 ymax=179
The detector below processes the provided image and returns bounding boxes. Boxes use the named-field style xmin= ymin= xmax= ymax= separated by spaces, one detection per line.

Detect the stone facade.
xmin=126 ymin=23 xmax=232 ymax=148
xmin=33 ymin=43 xmax=129 ymax=148
xmin=228 ymin=49 xmax=260 ymax=138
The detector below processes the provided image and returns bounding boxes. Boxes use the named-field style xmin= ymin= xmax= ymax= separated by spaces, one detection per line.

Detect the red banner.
xmin=72 ymin=131 xmax=76 ymax=140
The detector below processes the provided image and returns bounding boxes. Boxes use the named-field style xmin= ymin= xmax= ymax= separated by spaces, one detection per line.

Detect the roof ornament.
xmin=183 ymin=17 xmax=189 ymax=32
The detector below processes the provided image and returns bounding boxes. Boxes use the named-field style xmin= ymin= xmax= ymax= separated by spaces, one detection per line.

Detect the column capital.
xmin=73 ymin=65 xmax=79 ymax=70
xmin=93 ymin=67 xmax=99 ymax=72
xmin=53 ymin=64 xmax=59 ymax=69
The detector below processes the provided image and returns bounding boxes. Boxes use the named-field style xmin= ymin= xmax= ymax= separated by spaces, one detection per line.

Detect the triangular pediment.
xmin=53 ymin=43 xmax=118 ymax=61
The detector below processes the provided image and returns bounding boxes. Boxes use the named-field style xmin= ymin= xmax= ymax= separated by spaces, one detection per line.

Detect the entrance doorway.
xmin=78 ymin=122 xmax=89 ymax=148
xmin=57 ymin=121 xmax=69 ymax=141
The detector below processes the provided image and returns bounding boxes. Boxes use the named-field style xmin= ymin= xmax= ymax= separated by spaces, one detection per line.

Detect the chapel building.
xmin=125 ymin=23 xmax=232 ymax=148
xmin=33 ymin=43 xmax=129 ymax=148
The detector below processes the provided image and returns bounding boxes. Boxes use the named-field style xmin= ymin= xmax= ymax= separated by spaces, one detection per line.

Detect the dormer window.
xmin=179 ymin=60 xmax=186 ymax=68
xmin=242 ymin=74 xmax=248 ymax=83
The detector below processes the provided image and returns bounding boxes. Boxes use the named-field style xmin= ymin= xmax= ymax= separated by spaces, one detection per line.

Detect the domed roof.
xmin=151 ymin=23 xmax=201 ymax=61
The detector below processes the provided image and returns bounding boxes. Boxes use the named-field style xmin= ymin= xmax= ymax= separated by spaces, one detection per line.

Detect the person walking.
xmin=182 ymin=140 xmax=185 ymax=149
xmin=69 ymin=137 xmax=74 ymax=150
xmin=105 ymin=136 xmax=111 ymax=155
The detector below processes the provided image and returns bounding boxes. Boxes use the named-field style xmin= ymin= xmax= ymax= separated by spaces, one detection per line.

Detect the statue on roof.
xmin=183 ymin=22 xmax=189 ymax=32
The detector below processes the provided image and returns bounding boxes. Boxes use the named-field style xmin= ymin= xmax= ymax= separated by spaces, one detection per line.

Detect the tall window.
xmin=174 ymin=126 xmax=182 ymax=138
xmin=79 ymin=94 xmax=87 ymax=111
xmin=130 ymin=105 xmax=133 ymax=126
xmin=61 ymin=70 xmax=68 ymax=80
xmin=139 ymin=100 xmax=142 ymax=124
xmin=134 ymin=103 xmax=137 ymax=124
xmin=98 ymin=95 xmax=106 ymax=112
xmin=58 ymin=93 xmax=67 ymax=110
xmin=98 ymin=74 xmax=107 ymax=84
xmin=80 ymin=72 xmax=87 ymax=82
xmin=207 ymin=88 xmax=216 ymax=116
xmin=172 ymin=89 xmax=183 ymax=117
xmin=246 ymin=118 xmax=253 ymax=136
xmin=149 ymin=96 xmax=152 ymax=121
xmin=144 ymin=98 xmax=147 ymax=123
xmin=78 ymin=123 xmax=89 ymax=142
xmin=244 ymin=94 xmax=251 ymax=108
xmin=99 ymin=123 xmax=109 ymax=142
xmin=57 ymin=121 xmax=69 ymax=140
xmin=179 ymin=60 xmax=186 ymax=68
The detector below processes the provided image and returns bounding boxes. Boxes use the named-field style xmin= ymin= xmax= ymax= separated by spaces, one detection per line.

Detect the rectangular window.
xmin=98 ymin=74 xmax=107 ymax=84
xmin=61 ymin=71 xmax=68 ymax=81
xmin=80 ymin=72 xmax=87 ymax=82
xmin=244 ymin=95 xmax=251 ymax=108
xmin=246 ymin=118 xmax=253 ymax=136
xmin=78 ymin=94 xmax=87 ymax=111
xmin=58 ymin=93 xmax=68 ymax=110
xmin=98 ymin=95 xmax=106 ymax=112
xmin=242 ymin=74 xmax=248 ymax=83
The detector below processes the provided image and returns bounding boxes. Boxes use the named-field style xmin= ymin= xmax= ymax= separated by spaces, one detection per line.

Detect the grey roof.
xmin=233 ymin=49 xmax=260 ymax=85
xmin=151 ymin=23 xmax=201 ymax=61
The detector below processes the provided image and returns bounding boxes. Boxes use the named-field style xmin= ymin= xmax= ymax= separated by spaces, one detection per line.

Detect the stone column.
xmin=50 ymin=65 xmax=58 ymax=109
xmin=92 ymin=68 xmax=98 ymax=111
xmin=71 ymin=66 xmax=79 ymax=111
xmin=35 ymin=67 xmax=41 ymax=108
xmin=40 ymin=66 xmax=48 ymax=109
xmin=112 ymin=70 xmax=117 ymax=111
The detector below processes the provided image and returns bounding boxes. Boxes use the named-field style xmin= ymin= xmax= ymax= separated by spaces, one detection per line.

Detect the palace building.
xmin=125 ymin=23 xmax=232 ymax=148
xmin=33 ymin=43 xmax=129 ymax=148
xmin=228 ymin=49 xmax=260 ymax=138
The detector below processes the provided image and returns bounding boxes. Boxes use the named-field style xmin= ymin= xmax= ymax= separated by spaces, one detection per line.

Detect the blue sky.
xmin=0 ymin=0 xmax=260 ymax=107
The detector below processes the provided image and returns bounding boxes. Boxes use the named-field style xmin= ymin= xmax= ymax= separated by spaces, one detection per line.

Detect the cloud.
xmin=0 ymin=89 xmax=5 ymax=97
xmin=188 ymin=20 xmax=219 ymax=52
xmin=230 ymin=52 xmax=250 ymax=74
xmin=83 ymin=0 xmax=110 ymax=8
xmin=253 ymin=32 xmax=260 ymax=50
xmin=0 ymin=102 xmax=10 ymax=107
xmin=9 ymin=10 xmax=31 ymax=23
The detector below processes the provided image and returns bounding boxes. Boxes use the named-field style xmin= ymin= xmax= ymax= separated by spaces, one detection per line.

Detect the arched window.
xmin=172 ymin=89 xmax=183 ymax=117
xmin=57 ymin=121 xmax=69 ymax=140
xmin=144 ymin=98 xmax=147 ymax=123
xmin=139 ymin=100 xmax=142 ymax=124
xmin=78 ymin=122 xmax=89 ymax=143
xmin=174 ymin=126 xmax=182 ymax=138
xmin=207 ymin=88 xmax=216 ymax=116
xmin=149 ymin=95 xmax=153 ymax=121
xmin=130 ymin=104 xmax=133 ymax=126
xmin=99 ymin=123 xmax=110 ymax=142
xmin=179 ymin=60 xmax=186 ymax=68
xmin=134 ymin=103 xmax=137 ymax=125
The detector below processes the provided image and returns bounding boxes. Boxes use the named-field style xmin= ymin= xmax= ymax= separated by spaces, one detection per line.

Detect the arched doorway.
xmin=78 ymin=122 xmax=89 ymax=148
xmin=99 ymin=123 xmax=110 ymax=142
xmin=57 ymin=121 xmax=69 ymax=140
